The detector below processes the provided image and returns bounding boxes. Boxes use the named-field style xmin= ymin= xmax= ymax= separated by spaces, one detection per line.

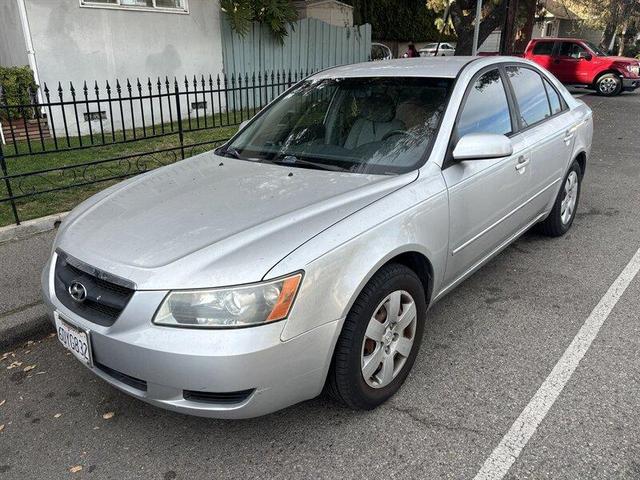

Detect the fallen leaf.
xmin=23 ymin=364 xmax=36 ymax=372
xmin=0 ymin=425 xmax=4 ymax=432
xmin=35 ymin=371 xmax=47 ymax=375
xmin=93 ymin=426 xmax=99 ymax=430
xmin=102 ymin=412 xmax=115 ymax=420
xmin=69 ymin=465 xmax=82 ymax=473
xmin=54 ymin=413 xmax=62 ymax=418
xmin=0 ymin=400 xmax=5 ymax=407
xmin=7 ymin=361 xmax=22 ymax=370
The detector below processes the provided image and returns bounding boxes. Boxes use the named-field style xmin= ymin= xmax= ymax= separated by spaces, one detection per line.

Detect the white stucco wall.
xmin=0 ymin=0 xmax=29 ymax=67
xmin=19 ymin=0 xmax=224 ymax=135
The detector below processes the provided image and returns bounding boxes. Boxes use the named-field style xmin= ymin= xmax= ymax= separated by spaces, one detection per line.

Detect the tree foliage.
xmin=346 ymin=0 xmax=449 ymax=41
xmin=427 ymin=0 xmax=508 ymax=54
xmin=220 ymin=0 xmax=298 ymax=44
xmin=0 ymin=66 xmax=37 ymax=120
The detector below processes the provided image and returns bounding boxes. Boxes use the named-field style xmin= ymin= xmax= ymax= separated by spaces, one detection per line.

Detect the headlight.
xmin=626 ymin=64 xmax=639 ymax=76
xmin=153 ymin=273 xmax=303 ymax=328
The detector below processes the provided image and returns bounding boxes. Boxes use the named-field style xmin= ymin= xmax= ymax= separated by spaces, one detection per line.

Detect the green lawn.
xmin=0 ymin=119 xmax=240 ymax=226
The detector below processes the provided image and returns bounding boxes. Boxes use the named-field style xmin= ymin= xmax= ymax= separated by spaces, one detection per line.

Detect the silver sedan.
xmin=42 ymin=57 xmax=593 ymax=418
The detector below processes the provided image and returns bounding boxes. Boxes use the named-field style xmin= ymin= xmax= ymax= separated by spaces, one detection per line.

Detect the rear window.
xmin=532 ymin=42 xmax=554 ymax=56
xmin=506 ymin=66 xmax=551 ymax=127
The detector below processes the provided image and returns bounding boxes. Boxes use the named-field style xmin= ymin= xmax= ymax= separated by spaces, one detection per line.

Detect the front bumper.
xmin=41 ymin=255 xmax=342 ymax=419
xmin=622 ymin=77 xmax=640 ymax=91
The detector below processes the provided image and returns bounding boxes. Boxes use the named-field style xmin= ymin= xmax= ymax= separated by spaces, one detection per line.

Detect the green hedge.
xmin=0 ymin=66 xmax=37 ymax=120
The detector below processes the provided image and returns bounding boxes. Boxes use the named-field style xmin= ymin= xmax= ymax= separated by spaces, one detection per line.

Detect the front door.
xmin=552 ymin=41 xmax=591 ymax=84
xmin=442 ymin=68 xmax=534 ymax=286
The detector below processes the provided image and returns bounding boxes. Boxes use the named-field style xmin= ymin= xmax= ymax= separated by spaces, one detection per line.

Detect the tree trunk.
xmin=500 ymin=0 xmax=519 ymax=55
xmin=514 ymin=0 xmax=537 ymax=54
xmin=601 ymin=0 xmax=621 ymax=52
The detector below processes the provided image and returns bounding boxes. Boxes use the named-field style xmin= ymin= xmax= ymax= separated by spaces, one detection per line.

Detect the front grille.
xmin=183 ymin=389 xmax=255 ymax=405
xmin=54 ymin=252 xmax=135 ymax=327
xmin=95 ymin=361 xmax=148 ymax=392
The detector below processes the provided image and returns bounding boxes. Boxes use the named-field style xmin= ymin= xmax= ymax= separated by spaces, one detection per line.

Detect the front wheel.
xmin=537 ymin=160 xmax=582 ymax=237
xmin=595 ymin=73 xmax=622 ymax=96
xmin=326 ymin=263 xmax=426 ymax=410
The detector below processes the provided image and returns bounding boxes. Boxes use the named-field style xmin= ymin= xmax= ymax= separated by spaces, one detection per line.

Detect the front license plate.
xmin=55 ymin=313 xmax=93 ymax=367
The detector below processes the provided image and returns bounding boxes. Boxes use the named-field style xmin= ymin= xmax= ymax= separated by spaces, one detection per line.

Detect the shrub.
xmin=0 ymin=66 xmax=37 ymax=120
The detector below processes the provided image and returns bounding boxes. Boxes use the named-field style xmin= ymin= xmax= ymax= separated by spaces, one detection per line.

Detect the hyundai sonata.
xmin=42 ymin=57 xmax=593 ymax=418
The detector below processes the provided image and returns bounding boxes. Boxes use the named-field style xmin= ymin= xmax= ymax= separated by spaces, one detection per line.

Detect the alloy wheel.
xmin=599 ymin=77 xmax=619 ymax=95
xmin=361 ymin=290 xmax=417 ymax=389
xmin=561 ymin=171 xmax=579 ymax=225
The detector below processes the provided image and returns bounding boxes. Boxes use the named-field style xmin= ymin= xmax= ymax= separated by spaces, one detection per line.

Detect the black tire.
xmin=537 ymin=160 xmax=582 ymax=237
xmin=595 ymin=73 xmax=622 ymax=96
xmin=326 ymin=263 xmax=427 ymax=410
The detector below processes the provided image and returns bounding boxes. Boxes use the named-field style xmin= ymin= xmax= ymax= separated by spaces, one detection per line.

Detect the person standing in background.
xmin=403 ymin=43 xmax=419 ymax=58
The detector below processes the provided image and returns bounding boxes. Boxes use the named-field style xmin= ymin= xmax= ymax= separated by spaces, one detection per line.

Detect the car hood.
xmin=607 ymin=56 xmax=640 ymax=65
xmin=55 ymin=153 xmax=417 ymax=289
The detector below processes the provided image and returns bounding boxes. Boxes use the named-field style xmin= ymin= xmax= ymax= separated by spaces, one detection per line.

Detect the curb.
xmin=0 ymin=303 xmax=54 ymax=351
xmin=0 ymin=212 xmax=68 ymax=245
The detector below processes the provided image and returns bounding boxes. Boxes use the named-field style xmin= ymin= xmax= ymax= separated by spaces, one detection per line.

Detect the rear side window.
xmin=532 ymin=42 xmax=554 ymax=56
xmin=506 ymin=66 xmax=551 ymax=127
xmin=543 ymin=77 xmax=563 ymax=115
xmin=456 ymin=69 xmax=512 ymax=139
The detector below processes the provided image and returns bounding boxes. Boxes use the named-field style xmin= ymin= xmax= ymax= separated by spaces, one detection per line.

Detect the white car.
xmin=420 ymin=42 xmax=456 ymax=56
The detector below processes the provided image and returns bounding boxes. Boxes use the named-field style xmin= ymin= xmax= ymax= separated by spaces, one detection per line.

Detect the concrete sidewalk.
xmin=0 ymin=229 xmax=56 ymax=349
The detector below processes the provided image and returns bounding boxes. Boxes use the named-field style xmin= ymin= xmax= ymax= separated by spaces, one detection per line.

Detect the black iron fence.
xmin=0 ymin=69 xmax=312 ymax=226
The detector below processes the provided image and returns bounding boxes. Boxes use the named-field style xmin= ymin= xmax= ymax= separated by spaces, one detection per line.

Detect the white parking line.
xmin=473 ymin=246 xmax=640 ymax=480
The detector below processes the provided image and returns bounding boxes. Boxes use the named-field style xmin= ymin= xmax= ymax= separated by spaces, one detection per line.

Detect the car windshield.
xmin=222 ymin=77 xmax=453 ymax=175
xmin=586 ymin=41 xmax=607 ymax=56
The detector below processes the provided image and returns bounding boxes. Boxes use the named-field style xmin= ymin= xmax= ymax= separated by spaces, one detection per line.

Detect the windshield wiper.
xmin=218 ymin=146 xmax=243 ymax=159
xmin=272 ymin=154 xmax=348 ymax=172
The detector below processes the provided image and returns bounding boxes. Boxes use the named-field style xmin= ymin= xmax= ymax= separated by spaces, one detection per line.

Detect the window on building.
xmin=456 ymin=69 xmax=513 ymax=140
xmin=80 ymin=0 xmax=187 ymax=12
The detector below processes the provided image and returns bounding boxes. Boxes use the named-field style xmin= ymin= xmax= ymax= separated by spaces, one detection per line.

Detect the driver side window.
xmin=559 ymin=42 xmax=586 ymax=59
xmin=455 ymin=69 xmax=512 ymax=141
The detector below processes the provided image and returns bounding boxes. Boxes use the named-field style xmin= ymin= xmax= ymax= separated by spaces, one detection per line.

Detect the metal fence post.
xmin=174 ymin=79 xmax=185 ymax=160
xmin=0 ymin=141 xmax=20 ymax=225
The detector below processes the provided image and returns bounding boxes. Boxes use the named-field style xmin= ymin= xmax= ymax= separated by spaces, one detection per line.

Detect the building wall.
xmin=0 ymin=1 xmax=29 ymax=67
xmin=24 ymin=0 xmax=224 ymax=87
xmin=21 ymin=0 xmax=225 ymax=136
xmin=303 ymin=2 xmax=353 ymax=27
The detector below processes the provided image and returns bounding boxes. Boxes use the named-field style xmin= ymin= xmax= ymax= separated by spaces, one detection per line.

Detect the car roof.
xmin=310 ymin=57 xmax=480 ymax=79
xmin=532 ymin=37 xmax=585 ymax=42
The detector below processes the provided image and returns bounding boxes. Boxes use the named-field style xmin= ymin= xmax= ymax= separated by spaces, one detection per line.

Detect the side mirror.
xmin=239 ymin=120 xmax=250 ymax=131
xmin=453 ymin=133 xmax=513 ymax=161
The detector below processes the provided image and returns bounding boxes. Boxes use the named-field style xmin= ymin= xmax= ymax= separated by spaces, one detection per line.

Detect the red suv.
xmin=524 ymin=38 xmax=640 ymax=96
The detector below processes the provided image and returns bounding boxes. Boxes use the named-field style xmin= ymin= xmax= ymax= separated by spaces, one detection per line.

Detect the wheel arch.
xmin=574 ymin=150 xmax=587 ymax=178
xmin=593 ymin=69 xmax=622 ymax=86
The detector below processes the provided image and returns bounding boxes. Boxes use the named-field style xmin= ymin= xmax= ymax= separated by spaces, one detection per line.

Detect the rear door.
xmin=442 ymin=68 xmax=533 ymax=286
xmin=529 ymin=40 xmax=556 ymax=71
xmin=504 ymin=66 xmax=575 ymax=212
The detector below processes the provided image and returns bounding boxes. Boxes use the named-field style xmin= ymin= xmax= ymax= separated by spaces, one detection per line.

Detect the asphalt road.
xmin=1 ymin=91 xmax=639 ymax=480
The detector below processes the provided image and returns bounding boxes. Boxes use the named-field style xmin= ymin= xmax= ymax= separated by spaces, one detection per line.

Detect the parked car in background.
xmin=43 ymin=56 xmax=592 ymax=419
xmin=371 ymin=42 xmax=393 ymax=61
xmin=420 ymin=42 xmax=456 ymax=56
xmin=525 ymin=38 xmax=640 ymax=96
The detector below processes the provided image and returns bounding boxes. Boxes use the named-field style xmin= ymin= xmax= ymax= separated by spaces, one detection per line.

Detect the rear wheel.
xmin=537 ymin=160 xmax=582 ymax=237
xmin=326 ymin=263 xmax=426 ymax=410
xmin=595 ymin=73 xmax=622 ymax=96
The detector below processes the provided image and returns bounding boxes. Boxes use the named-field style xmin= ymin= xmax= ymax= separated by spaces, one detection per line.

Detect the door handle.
xmin=563 ymin=129 xmax=575 ymax=143
xmin=515 ymin=156 xmax=529 ymax=171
